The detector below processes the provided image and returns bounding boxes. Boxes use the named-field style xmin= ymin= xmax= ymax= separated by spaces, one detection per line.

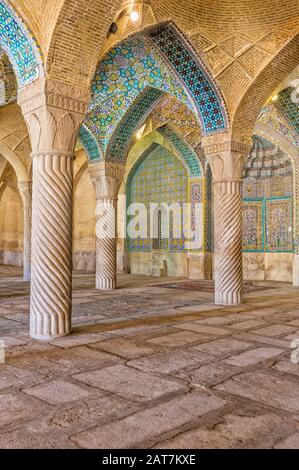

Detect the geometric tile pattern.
xmin=157 ymin=125 xmax=202 ymax=176
xmin=79 ymin=124 xmax=102 ymax=161
xmin=149 ymin=94 xmax=200 ymax=147
xmin=242 ymin=201 xmax=263 ymax=251
xmin=126 ymin=143 xmax=189 ymax=252
xmin=276 ymin=87 xmax=299 ymax=134
xmin=106 ymin=88 xmax=164 ymax=163
xmin=265 ymin=198 xmax=293 ymax=252
xmin=86 ymin=36 xmax=194 ymax=155
xmin=0 ymin=1 xmax=42 ymax=87
xmin=147 ymin=23 xmax=228 ymax=134
xmin=242 ymin=136 xmax=293 ymax=253
xmin=242 ymin=136 xmax=293 ymax=252
xmin=242 ymin=198 xmax=293 ymax=253
xmin=256 ymin=104 xmax=299 ymax=149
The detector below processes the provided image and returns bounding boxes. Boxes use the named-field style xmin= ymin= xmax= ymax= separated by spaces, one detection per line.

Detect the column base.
xmin=96 ymin=278 xmax=116 ymax=290
xmin=215 ymin=291 xmax=242 ymax=305
xmin=30 ymin=328 xmax=71 ymax=341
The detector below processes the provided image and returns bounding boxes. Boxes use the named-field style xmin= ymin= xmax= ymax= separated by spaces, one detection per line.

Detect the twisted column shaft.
xmin=19 ymin=181 xmax=32 ymax=282
xmin=214 ymin=180 xmax=242 ymax=305
xmin=95 ymin=197 xmax=117 ymax=289
xmin=89 ymin=163 xmax=124 ymax=291
xmin=203 ymin=136 xmax=249 ymax=307
xmin=30 ymin=153 xmax=73 ymax=339
xmin=18 ymin=77 xmax=89 ymax=340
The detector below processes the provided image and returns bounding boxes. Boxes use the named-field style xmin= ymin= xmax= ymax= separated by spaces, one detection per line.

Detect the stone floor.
xmin=0 ymin=265 xmax=299 ymax=449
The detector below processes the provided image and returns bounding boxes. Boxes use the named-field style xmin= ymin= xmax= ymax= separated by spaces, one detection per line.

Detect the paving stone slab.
xmin=146 ymin=331 xmax=207 ymax=347
xmin=233 ymin=332 xmax=292 ymax=349
xmin=224 ymin=314 xmax=256 ymax=321
xmin=194 ymin=316 xmax=235 ymax=326
xmin=283 ymin=330 xmax=299 ymax=341
xmin=174 ymin=322 xmax=230 ymax=336
xmin=89 ymin=338 xmax=156 ymax=360
xmin=70 ymin=391 xmax=226 ymax=448
xmin=176 ymin=363 xmax=239 ymax=387
xmin=0 ymin=393 xmax=44 ymax=428
xmin=49 ymin=333 xmax=108 ymax=348
xmin=72 ymin=364 xmax=186 ymax=403
xmin=154 ymin=412 xmax=296 ymax=449
xmin=50 ymin=393 xmax=137 ymax=429
xmin=274 ymin=432 xmax=299 ymax=449
xmin=42 ymin=346 xmax=120 ymax=374
xmin=128 ymin=350 xmax=211 ymax=374
xmin=215 ymin=371 xmax=299 ymax=412
xmin=272 ymin=359 xmax=299 ymax=377
xmin=0 ymin=336 xmax=30 ymax=348
xmin=252 ymin=325 xmax=297 ymax=338
xmin=193 ymin=338 xmax=253 ymax=357
xmin=22 ymin=380 xmax=94 ymax=405
xmin=0 ymin=428 xmax=62 ymax=449
xmin=229 ymin=320 xmax=267 ymax=331
xmin=0 ymin=365 xmax=41 ymax=390
xmin=223 ymin=347 xmax=283 ymax=367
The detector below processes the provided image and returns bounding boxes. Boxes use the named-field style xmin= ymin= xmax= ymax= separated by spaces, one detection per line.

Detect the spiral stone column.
xmin=214 ymin=179 xmax=242 ymax=304
xmin=18 ymin=181 xmax=32 ymax=281
xmin=18 ymin=78 xmax=89 ymax=339
xmin=89 ymin=162 xmax=124 ymax=290
xmin=203 ymin=135 xmax=251 ymax=306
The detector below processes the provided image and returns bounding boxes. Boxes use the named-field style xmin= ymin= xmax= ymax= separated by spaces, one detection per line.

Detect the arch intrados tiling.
xmin=0 ymin=0 xmax=43 ymax=88
xmin=123 ymin=130 xmax=202 ymax=197
xmin=86 ymin=20 xmax=229 ymax=160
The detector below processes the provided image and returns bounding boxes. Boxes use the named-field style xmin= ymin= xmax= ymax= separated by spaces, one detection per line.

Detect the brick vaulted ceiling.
xmin=1 ymin=0 xmax=297 ymax=146
xmin=100 ymin=0 xmax=299 ymax=130
xmin=9 ymin=1 xmax=298 ymax=92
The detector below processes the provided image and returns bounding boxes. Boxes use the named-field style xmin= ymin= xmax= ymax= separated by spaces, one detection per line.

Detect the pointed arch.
xmin=86 ymin=34 xmax=196 ymax=155
xmin=0 ymin=140 xmax=28 ymax=182
xmin=145 ymin=22 xmax=229 ymax=134
xmin=79 ymin=124 xmax=103 ymax=162
xmin=0 ymin=0 xmax=43 ymax=87
xmin=157 ymin=124 xmax=202 ymax=176
xmin=232 ymin=34 xmax=299 ymax=140
xmin=106 ymin=87 xmax=164 ymax=163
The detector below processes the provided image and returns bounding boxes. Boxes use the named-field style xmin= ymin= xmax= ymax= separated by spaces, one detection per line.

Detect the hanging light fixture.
xmin=107 ymin=1 xmax=157 ymax=38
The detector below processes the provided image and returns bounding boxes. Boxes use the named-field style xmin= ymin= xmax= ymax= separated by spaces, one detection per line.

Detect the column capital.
xmin=18 ymin=77 xmax=90 ymax=116
xmin=202 ymin=133 xmax=252 ymax=182
xmin=88 ymin=162 xmax=125 ymax=200
xmin=18 ymin=78 xmax=89 ymax=155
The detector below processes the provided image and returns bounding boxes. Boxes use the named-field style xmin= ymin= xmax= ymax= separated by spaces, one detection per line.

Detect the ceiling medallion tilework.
xmin=106 ymin=87 xmax=164 ymax=163
xmin=146 ymin=23 xmax=228 ymax=133
xmin=0 ymin=0 xmax=42 ymax=87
